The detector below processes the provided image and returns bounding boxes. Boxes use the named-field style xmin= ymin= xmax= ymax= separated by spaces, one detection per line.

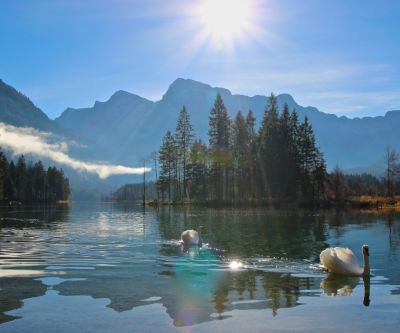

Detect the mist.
xmin=0 ymin=123 xmax=151 ymax=179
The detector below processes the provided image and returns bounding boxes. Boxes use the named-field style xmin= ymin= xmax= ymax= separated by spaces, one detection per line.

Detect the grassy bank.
xmin=142 ymin=196 xmax=400 ymax=210
xmin=347 ymin=195 xmax=400 ymax=210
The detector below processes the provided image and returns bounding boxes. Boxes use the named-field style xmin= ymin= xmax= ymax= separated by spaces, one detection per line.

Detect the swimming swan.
xmin=320 ymin=244 xmax=370 ymax=276
xmin=180 ymin=229 xmax=202 ymax=247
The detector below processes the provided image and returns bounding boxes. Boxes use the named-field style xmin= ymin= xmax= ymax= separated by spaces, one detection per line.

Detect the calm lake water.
xmin=0 ymin=203 xmax=400 ymax=332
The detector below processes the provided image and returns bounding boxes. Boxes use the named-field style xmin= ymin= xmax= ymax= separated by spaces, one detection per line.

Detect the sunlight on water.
xmin=0 ymin=204 xmax=400 ymax=331
xmin=229 ymin=260 xmax=243 ymax=270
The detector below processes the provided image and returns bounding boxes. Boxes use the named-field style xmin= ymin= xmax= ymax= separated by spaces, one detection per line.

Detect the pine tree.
xmin=0 ymin=150 xmax=8 ymax=200
xmin=187 ymin=139 xmax=209 ymax=201
xmin=232 ymin=111 xmax=249 ymax=201
xmin=59 ymin=169 xmax=70 ymax=200
xmin=32 ymin=161 xmax=46 ymax=201
xmin=4 ymin=161 xmax=16 ymax=200
xmin=313 ymin=151 xmax=327 ymax=202
xmin=47 ymin=166 xmax=57 ymax=201
xmin=277 ymin=104 xmax=300 ymax=201
xmin=208 ymin=94 xmax=231 ymax=203
xmin=158 ymin=131 xmax=177 ymax=201
xmin=16 ymin=155 xmax=27 ymax=201
xmin=175 ymin=106 xmax=195 ymax=200
xmin=259 ymin=93 xmax=280 ymax=200
xmin=246 ymin=110 xmax=258 ymax=201
xmin=298 ymin=116 xmax=322 ymax=203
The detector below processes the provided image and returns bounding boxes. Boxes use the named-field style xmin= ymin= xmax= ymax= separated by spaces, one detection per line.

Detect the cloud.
xmin=204 ymin=59 xmax=398 ymax=117
xmin=0 ymin=123 xmax=150 ymax=179
xmin=297 ymin=90 xmax=400 ymax=117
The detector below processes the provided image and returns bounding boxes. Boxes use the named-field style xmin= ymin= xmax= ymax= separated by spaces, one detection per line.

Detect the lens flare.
xmin=195 ymin=0 xmax=260 ymax=49
xmin=229 ymin=260 xmax=243 ymax=270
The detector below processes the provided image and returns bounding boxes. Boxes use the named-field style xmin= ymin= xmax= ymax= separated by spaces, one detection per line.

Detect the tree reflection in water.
xmin=1 ymin=205 xmax=400 ymax=327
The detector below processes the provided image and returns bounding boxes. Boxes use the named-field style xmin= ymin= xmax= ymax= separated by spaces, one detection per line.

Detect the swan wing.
xmin=320 ymin=247 xmax=363 ymax=276
xmin=334 ymin=247 xmax=359 ymax=266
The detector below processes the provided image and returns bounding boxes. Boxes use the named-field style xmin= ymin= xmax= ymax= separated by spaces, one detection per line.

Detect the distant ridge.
xmin=1 ymin=77 xmax=399 ymax=175
xmin=0 ymin=79 xmax=61 ymax=132
xmin=55 ymin=78 xmax=400 ymax=171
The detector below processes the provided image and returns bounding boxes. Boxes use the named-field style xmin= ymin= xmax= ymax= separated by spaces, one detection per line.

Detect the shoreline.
xmin=105 ymin=196 xmax=400 ymax=211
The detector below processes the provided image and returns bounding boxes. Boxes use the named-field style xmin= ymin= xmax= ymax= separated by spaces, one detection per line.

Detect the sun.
xmin=197 ymin=0 xmax=253 ymax=47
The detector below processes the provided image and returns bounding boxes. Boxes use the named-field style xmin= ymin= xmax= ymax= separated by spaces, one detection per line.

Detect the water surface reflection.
xmin=0 ymin=204 xmax=400 ymax=331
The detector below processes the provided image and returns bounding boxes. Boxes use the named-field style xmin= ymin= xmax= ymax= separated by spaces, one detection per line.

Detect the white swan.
xmin=320 ymin=244 xmax=370 ymax=276
xmin=180 ymin=229 xmax=202 ymax=247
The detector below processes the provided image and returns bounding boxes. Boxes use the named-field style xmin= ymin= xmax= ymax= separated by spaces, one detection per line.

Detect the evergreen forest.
xmin=155 ymin=93 xmax=400 ymax=206
xmin=0 ymin=152 xmax=70 ymax=202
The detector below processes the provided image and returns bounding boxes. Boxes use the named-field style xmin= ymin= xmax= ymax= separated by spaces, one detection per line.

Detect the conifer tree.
xmin=4 ymin=161 xmax=16 ymax=200
xmin=158 ymin=131 xmax=177 ymax=201
xmin=298 ymin=116 xmax=323 ymax=202
xmin=312 ymin=151 xmax=327 ymax=202
xmin=0 ymin=151 xmax=8 ymax=200
xmin=16 ymin=155 xmax=27 ymax=201
xmin=187 ymin=139 xmax=209 ymax=201
xmin=232 ymin=111 xmax=248 ymax=201
xmin=278 ymin=104 xmax=300 ymax=200
xmin=259 ymin=93 xmax=280 ymax=200
xmin=175 ymin=106 xmax=195 ymax=199
xmin=208 ymin=94 xmax=231 ymax=202
xmin=246 ymin=110 xmax=257 ymax=201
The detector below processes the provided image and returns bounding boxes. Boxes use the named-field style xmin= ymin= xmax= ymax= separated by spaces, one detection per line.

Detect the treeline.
xmin=112 ymin=182 xmax=157 ymax=201
xmin=331 ymin=155 xmax=400 ymax=203
xmin=0 ymin=153 xmax=70 ymax=202
xmin=157 ymin=93 xmax=327 ymax=205
xmin=155 ymin=94 xmax=400 ymax=206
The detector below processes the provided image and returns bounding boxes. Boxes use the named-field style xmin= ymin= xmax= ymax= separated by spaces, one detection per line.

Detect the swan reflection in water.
xmin=320 ymin=274 xmax=371 ymax=306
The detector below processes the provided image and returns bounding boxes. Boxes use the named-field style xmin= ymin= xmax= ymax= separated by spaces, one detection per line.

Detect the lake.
xmin=0 ymin=203 xmax=400 ymax=332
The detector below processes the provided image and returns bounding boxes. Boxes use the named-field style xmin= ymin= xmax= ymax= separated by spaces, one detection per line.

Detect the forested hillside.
xmin=0 ymin=152 xmax=70 ymax=202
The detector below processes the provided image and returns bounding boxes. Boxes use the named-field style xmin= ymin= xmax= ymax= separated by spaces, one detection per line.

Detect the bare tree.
xmin=150 ymin=151 xmax=159 ymax=202
xmin=385 ymin=146 xmax=399 ymax=197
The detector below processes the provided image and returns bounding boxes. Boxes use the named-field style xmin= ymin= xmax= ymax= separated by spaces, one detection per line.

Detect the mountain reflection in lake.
xmin=1 ymin=203 xmax=400 ymax=332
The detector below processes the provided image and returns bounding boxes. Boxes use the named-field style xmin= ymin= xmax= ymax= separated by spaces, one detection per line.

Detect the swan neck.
xmin=362 ymin=251 xmax=370 ymax=276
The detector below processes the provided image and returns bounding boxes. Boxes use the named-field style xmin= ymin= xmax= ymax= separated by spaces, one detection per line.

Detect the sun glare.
xmin=229 ymin=260 xmax=244 ymax=270
xmin=198 ymin=0 xmax=253 ymax=47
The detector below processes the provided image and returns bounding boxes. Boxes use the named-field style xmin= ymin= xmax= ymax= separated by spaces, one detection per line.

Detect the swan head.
xmin=362 ymin=244 xmax=370 ymax=277
xmin=362 ymin=244 xmax=369 ymax=257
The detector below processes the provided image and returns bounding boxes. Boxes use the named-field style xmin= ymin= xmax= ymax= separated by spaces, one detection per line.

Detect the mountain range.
xmin=55 ymin=78 xmax=400 ymax=171
xmin=0 ymin=79 xmax=60 ymax=133
xmin=1 ymin=77 xmax=400 ymax=196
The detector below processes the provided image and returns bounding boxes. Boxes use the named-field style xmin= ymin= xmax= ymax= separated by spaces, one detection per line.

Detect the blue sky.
xmin=1 ymin=0 xmax=399 ymax=119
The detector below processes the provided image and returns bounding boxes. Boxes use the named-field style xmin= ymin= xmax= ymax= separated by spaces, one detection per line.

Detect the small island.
xmin=112 ymin=94 xmax=400 ymax=209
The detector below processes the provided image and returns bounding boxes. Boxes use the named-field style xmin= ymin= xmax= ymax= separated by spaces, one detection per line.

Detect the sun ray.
xmin=194 ymin=0 xmax=260 ymax=49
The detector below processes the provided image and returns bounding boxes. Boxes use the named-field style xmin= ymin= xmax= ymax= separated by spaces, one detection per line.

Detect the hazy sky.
xmin=1 ymin=0 xmax=399 ymax=119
